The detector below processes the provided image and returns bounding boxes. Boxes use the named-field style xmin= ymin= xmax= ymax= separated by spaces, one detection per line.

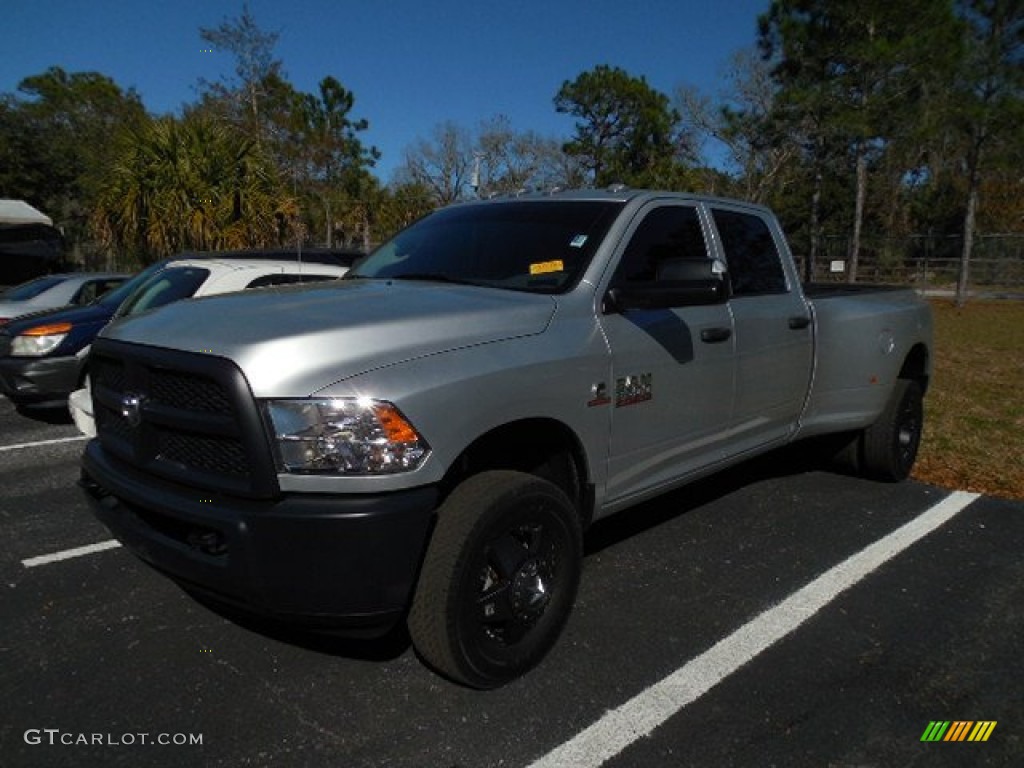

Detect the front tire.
xmin=861 ymin=379 xmax=924 ymax=481
xmin=408 ymin=470 xmax=582 ymax=689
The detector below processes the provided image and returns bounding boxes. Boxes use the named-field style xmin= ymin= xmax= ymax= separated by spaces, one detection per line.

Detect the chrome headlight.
xmin=10 ymin=322 xmax=72 ymax=357
xmin=264 ymin=398 xmax=430 ymax=475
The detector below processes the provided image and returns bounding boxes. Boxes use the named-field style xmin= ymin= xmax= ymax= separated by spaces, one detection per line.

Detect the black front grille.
xmin=92 ymin=356 xmax=128 ymax=397
xmin=0 ymin=333 xmax=11 ymax=357
xmin=149 ymin=369 xmax=233 ymax=412
xmin=96 ymin=404 xmax=133 ymax=441
xmin=90 ymin=338 xmax=278 ymax=498
xmin=156 ymin=429 xmax=250 ymax=477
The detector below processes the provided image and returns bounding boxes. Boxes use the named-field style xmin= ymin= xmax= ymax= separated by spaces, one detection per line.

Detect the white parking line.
xmin=0 ymin=435 xmax=89 ymax=453
xmin=22 ymin=539 xmax=122 ymax=568
xmin=527 ymin=490 xmax=981 ymax=768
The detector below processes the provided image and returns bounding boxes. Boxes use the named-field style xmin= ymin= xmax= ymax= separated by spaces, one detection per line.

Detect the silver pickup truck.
xmin=81 ymin=189 xmax=932 ymax=688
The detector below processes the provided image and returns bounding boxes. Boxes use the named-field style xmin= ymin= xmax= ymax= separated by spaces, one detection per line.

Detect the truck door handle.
xmin=700 ymin=327 xmax=732 ymax=343
xmin=788 ymin=316 xmax=811 ymax=330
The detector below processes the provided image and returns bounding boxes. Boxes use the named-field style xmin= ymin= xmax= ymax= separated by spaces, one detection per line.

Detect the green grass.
xmin=913 ymin=300 xmax=1024 ymax=499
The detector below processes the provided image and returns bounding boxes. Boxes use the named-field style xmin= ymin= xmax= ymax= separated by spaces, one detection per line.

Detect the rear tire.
xmin=408 ymin=470 xmax=582 ymax=689
xmin=861 ymin=379 xmax=923 ymax=481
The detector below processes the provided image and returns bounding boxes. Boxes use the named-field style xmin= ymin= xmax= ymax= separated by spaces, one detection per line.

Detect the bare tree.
xmin=475 ymin=116 xmax=572 ymax=194
xmin=675 ymin=48 xmax=799 ymax=204
xmin=398 ymin=117 xmax=582 ymax=204
xmin=398 ymin=122 xmax=474 ymax=205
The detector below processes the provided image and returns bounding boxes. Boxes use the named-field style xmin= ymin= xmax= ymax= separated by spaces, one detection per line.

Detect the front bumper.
xmin=0 ymin=354 xmax=80 ymax=404
xmin=81 ymin=440 xmax=439 ymax=637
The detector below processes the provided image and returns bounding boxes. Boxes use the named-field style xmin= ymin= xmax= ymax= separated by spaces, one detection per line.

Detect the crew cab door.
xmin=708 ymin=205 xmax=813 ymax=452
xmin=598 ymin=203 xmax=736 ymax=507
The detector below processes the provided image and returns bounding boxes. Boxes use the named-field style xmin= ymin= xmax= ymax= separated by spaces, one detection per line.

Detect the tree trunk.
xmin=807 ymin=168 xmax=822 ymax=284
xmin=324 ymin=198 xmax=333 ymax=248
xmin=957 ymin=175 xmax=979 ymax=308
xmin=848 ymin=147 xmax=867 ymax=284
xmin=956 ymin=136 xmax=984 ymax=308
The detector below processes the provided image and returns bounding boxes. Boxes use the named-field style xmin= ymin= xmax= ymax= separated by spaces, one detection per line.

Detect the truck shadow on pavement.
xmin=187 ymin=588 xmax=415 ymax=663
xmin=584 ymin=438 xmax=846 ymax=557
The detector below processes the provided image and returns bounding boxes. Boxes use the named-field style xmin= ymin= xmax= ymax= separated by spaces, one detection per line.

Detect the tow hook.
xmin=187 ymin=530 xmax=227 ymax=556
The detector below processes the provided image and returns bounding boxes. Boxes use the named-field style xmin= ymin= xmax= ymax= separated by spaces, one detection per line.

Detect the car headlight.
xmin=263 ymin=398 xmax=430 ymax=475
xmin=10 ymin=322 xmax=72 ymax=357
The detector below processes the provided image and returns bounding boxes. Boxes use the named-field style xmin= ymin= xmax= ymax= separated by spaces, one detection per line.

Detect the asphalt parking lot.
xmin=2 ymin=397 xmax=1021 ymax=767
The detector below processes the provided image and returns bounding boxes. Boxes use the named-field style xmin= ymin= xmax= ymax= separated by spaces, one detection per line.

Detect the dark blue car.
xmin=0 ymin=261 xmax=169 ymax=407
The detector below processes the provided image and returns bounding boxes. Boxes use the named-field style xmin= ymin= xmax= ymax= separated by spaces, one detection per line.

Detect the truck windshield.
xmin=350 ymin=200 xmax=624 ymax=294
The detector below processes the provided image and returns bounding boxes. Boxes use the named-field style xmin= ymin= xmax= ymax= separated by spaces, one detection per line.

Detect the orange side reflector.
xmin=373 ymin=404 xmax=420 ymax=443
xmin=23 ymin=322 xmax=73 ymax=336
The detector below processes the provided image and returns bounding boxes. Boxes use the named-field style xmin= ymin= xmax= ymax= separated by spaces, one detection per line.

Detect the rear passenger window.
xmin=72 ymin=279 xmax=122 ymax=305
xmin=711 ymin=209 xmax=787 ymax=296
xmin=245 ymin=273 xmax=340 ymax=288
xmin=611 ymin=205 xmax=708 ymax=285
xmin=72 ymin=282 xmax=101 ymax=305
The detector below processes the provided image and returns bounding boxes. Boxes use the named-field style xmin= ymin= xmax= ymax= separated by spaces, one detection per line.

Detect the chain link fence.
xmin=802 ymin=234 xmax=1024 ymax=298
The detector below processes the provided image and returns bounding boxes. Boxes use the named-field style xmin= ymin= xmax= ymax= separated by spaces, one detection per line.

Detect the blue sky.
xmin=2 ymin=0 xmax=770 ymax=182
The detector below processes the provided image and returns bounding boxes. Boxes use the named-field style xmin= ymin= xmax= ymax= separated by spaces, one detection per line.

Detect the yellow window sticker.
xmin=530 ymin=260 xmax=564 ymax=275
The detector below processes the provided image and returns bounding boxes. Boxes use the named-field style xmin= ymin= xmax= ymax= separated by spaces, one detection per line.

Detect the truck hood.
xmin=100 ymin=278 xmax=557 ymax=397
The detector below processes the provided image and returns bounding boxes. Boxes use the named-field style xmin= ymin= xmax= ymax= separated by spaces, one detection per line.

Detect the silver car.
xmin=0 ymin=272 xmax=128 ymax=324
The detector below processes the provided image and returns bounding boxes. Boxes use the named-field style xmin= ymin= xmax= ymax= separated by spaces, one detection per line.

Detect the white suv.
xmin=69 ymin=257 xmax=349 ymax=435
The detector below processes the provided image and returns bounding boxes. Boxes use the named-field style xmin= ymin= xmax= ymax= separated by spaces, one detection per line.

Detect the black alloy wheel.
xmin=862 ymin=378 xmax=924 ymax=482
xmin=408 ymin=470 xmax=582 ymax=689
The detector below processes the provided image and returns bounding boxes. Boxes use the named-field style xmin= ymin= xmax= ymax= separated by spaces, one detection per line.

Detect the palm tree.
xmin=92 ymin=114 xmax=297 ymax=262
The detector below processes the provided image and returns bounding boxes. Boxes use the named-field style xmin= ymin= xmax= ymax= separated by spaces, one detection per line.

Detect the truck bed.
xmin=802 ymin=282 xmax=917 ymax=299
xmin=798 ymin=284 xmax=931 ymax=438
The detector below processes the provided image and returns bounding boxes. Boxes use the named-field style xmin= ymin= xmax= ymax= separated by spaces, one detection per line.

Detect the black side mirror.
xmin=604 ymin=259 xmax=729 ymax=312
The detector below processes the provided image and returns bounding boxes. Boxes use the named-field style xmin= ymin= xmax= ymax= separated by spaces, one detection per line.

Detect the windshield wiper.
xmin=387 ymin=273 xmax=479 ymax=286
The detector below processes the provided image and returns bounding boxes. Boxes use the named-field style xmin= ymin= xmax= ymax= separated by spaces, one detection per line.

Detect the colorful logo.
xmin=921 ymin=721 xmax=997 ymax=742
